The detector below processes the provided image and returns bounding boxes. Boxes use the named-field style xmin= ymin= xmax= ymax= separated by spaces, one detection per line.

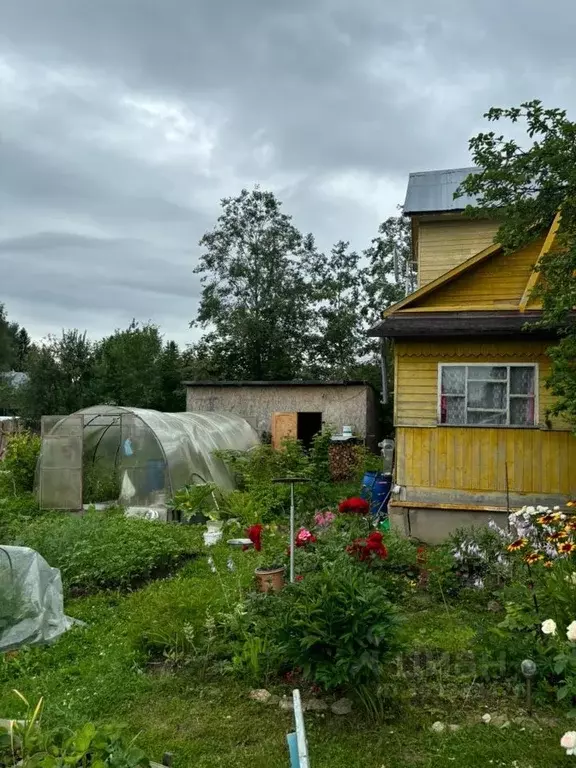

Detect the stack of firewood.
xmin=328 ymin=443 xmax=360 ymax=482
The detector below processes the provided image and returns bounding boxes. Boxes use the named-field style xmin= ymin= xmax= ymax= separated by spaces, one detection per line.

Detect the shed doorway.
xmin=297 ymin=412 xmax=322 ymax=450
xmin=272 ymin=411 xmax=322 ymax=450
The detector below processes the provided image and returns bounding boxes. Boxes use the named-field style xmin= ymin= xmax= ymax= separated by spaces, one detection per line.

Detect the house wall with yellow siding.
xmin=415 ymin=238 xmax=544 ymax=309
xmin=417 ymin=218 xmax=500 ymax=286
xmin=393 ymin=338 xmax=575 ymax=498
xmin=395 ymin=426 xmax=576 ymax=497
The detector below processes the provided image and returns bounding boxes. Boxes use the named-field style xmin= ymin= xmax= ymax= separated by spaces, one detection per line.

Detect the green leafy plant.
xmin=235 ymin=560 xmax=402 ymax=690
xmin=6 ymin=510 xmax=202 ymax=594
xmin=222 ymin=490 xmax=262 ymax=526
xmin=0 ymin=691 xmax=151 ymax=767
xmin=82 ymin=460 xmax=120 ymax=504
xmin=170 ymin=483 xmax=222 ymax=521
xmin=2 ymin=432 xmax=41 ymax=495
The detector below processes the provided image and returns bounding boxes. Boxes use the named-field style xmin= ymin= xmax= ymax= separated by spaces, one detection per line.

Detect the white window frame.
xmin=437 ymin=363 xmax=539 ymax=428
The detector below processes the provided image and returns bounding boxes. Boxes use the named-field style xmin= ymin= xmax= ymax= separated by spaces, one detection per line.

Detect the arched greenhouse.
xmin=35 ymin=406 xmax=259 ymax=511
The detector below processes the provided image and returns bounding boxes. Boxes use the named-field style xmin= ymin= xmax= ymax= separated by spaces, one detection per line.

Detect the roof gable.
xmin=383 ymin=212 xmax=560 ymax=317
xmin=414 ymin=237 xmax=545 ymax=310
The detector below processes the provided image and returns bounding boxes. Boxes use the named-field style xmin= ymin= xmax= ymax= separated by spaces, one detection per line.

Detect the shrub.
xmin=2 ymin=431 xmax=41 ymax=494
xmin=6 ymin=509 xmax=203 ymax=594
xmin=0 ymin=494 xmax=40 ymax=542
xmin=235 ymin=560 xmax=402 ymax=690
xmin=426 ymin=524 xmax=512 ymax=601
xmin=216 ymin=436 xmax=380 ymax=524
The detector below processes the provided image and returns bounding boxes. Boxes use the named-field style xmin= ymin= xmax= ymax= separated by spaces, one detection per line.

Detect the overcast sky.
xmin=1 ymin=0 xmax=574 ymax=346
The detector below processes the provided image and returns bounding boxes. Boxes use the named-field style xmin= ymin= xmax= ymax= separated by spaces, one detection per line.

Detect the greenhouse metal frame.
xmin=36 ymin=405 xmax=259 ymax=511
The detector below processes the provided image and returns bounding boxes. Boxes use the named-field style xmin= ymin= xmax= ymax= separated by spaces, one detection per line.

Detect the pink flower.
xmin=314 ymin=511 xmax=336 ymax=528
xmin=295 ymin=527 xmax=317 ymax=547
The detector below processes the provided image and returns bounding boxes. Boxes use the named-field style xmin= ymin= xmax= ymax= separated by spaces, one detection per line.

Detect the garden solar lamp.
xmin=273 ymin=477 xmax=310 ymax=584
xmin=521 ymin=658 xmax=537 ymax=715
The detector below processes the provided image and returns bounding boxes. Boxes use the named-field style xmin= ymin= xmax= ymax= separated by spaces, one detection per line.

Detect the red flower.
xmin=295 ymin=575 xmax=304 ymax=582
xmin=295 ymin=528 xmax=317 ymax=547
xmin=338 ymin=497 xmax=370 ymax=515
xmin=348 ymin=531 xmax=388 ymax=562
xmin=416 ymin=546 xmax=427 ymax=566
xmin=246 ymin=524 xmax=263 ymax=551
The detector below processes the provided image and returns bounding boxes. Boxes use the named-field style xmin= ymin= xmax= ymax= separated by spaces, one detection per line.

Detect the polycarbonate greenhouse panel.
xmin=35 ymin=406 xmax=259 ymax=509
xmin=38 ymin=415 xmax=83 ymax=510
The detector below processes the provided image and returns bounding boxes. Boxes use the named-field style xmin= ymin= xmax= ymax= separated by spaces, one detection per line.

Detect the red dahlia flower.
xmin=338 ymin=497 xmax=370 ymax=515
xmin=348 ymin=531 xmax=388 ymax=562
xmin=246 ymin=524 xmax=263 ymax=551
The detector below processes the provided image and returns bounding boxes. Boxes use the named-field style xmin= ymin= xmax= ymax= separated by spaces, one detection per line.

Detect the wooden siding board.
xmin=417 ymin=218 xmax=500 ymax=286
xmin=396 ymin=426 xmax=576 ymax=496
xmin=394 ymin=338 xmax=567 ymax=430
xmin=416 ymin=238 xmax=544 ymax=309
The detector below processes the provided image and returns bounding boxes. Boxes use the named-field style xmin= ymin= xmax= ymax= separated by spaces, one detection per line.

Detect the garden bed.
xmin=1 ymin=437 xmax=575 ymax=766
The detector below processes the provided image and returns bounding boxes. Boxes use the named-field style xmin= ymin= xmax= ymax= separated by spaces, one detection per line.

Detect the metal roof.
xmin=403 ymin=167 xmax=481 ymax=214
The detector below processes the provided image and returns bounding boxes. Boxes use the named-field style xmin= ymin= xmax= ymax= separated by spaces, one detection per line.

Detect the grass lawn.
xmin=0 ymin=549 xmax=569 ymax=767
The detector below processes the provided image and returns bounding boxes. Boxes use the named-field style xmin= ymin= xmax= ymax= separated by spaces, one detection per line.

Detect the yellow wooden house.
xmin=369 ymin=168 xmax=576 ymax=542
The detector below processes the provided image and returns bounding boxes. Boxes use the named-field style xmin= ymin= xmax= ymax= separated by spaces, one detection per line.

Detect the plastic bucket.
xmin=360 ymin=471 xmax=392 ymax=518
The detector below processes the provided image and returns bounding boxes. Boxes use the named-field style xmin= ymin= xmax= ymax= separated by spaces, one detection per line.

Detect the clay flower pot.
xmin=255 ymin=565 xmax=285 ymax=593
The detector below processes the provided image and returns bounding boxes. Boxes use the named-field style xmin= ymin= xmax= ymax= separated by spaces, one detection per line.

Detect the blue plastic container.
xmin=360 ymin=471 xmax=392 ymax=518
xmin=146 ymin=459 xmax=165 ymax=492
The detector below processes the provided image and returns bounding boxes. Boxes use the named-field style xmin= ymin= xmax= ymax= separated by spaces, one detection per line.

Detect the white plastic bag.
xmin=0 ymin=546 xmax=76 ymax=652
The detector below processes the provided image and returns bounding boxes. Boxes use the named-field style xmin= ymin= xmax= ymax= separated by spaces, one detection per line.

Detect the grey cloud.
xmin=2 ymin=0 xmax=576 ymax=343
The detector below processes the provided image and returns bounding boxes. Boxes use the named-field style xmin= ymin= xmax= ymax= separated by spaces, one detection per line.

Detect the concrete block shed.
xmin=184 ymin=380 xmax=380 ymax=450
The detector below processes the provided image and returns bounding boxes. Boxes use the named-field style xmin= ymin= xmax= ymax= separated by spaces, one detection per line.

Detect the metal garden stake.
xmin=273 ymin=477 xmax=310 ymax=583
xmin=521 ymin=658 xmax=537 ymax=715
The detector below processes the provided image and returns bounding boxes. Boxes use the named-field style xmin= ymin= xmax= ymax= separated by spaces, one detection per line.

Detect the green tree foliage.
xmin=92 ymin=321 xmax=184 ymax=410
xmin=457 ymin=100 xmax=576 ymax=427
xmin=362 ymin=213 xmax=415 ymax=327
xmin=18 ymin=331 xmax=95 ymax=420
xmin=191 ymin=188 xmax=317 ymax=380
xmin=0 ymin=305 xmax=31 ymax=372
xmin=306 ymin=240 xmax=364 ymax=379
xmin=9 ymin=326 xmax=31 ymax=370
xmin=157 ymin=340 xmax=186 ymax=412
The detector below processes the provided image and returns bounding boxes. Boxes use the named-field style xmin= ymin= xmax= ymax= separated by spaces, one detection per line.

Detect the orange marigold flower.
xmin=507 ymin=538 xmax=528 ymax=552
xmin=525 ymin=552 xmax=544 ymax=564
xmin=558 ymin=541 xmax=576 ymax=555
xmin=544 ymin=561 xmax=554 ymax=568
xmin=565 ymin=520 xmax=576 ymax=532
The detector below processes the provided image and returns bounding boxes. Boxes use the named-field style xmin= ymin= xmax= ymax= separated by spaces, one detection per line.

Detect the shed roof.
xmin=403 ymin=167 xmax=480 ymax=214
xmin=183 ymin=380 xmax=374 ymax=389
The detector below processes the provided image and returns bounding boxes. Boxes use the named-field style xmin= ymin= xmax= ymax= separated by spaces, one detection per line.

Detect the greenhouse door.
xmin=39 ymin=415 xmax=84 ymax=510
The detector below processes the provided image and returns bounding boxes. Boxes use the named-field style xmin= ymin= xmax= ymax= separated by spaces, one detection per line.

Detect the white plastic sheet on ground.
xmin=0 ymin=546 xmax=76 ymax=652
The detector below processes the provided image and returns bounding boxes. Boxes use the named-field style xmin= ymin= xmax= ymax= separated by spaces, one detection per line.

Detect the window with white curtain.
xmin=438 ymin=364 xmax=537 ymax=426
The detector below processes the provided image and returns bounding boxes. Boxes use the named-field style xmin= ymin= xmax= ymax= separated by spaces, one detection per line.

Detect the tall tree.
xmin=192 ymin=187 xmax=315 ymax=381
xmin=18 ymin=331 xmax=95 ymax=420
xmin=306 ymin=240 xmax=364 ymax=378
xmin=361 ymin=213 xmax=415 ymax=327
xmin=0 ymin=305 xmax=14 ymax=371
xmin=457 ymin=100 xmax=576 ymax=427
xmin=157 ymin=340 xmax=186 ymax=412
xmin=92 ymin=321 xmax=165 ymax=408
xmin=9 ymin=327 xmax=31 ymax=370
